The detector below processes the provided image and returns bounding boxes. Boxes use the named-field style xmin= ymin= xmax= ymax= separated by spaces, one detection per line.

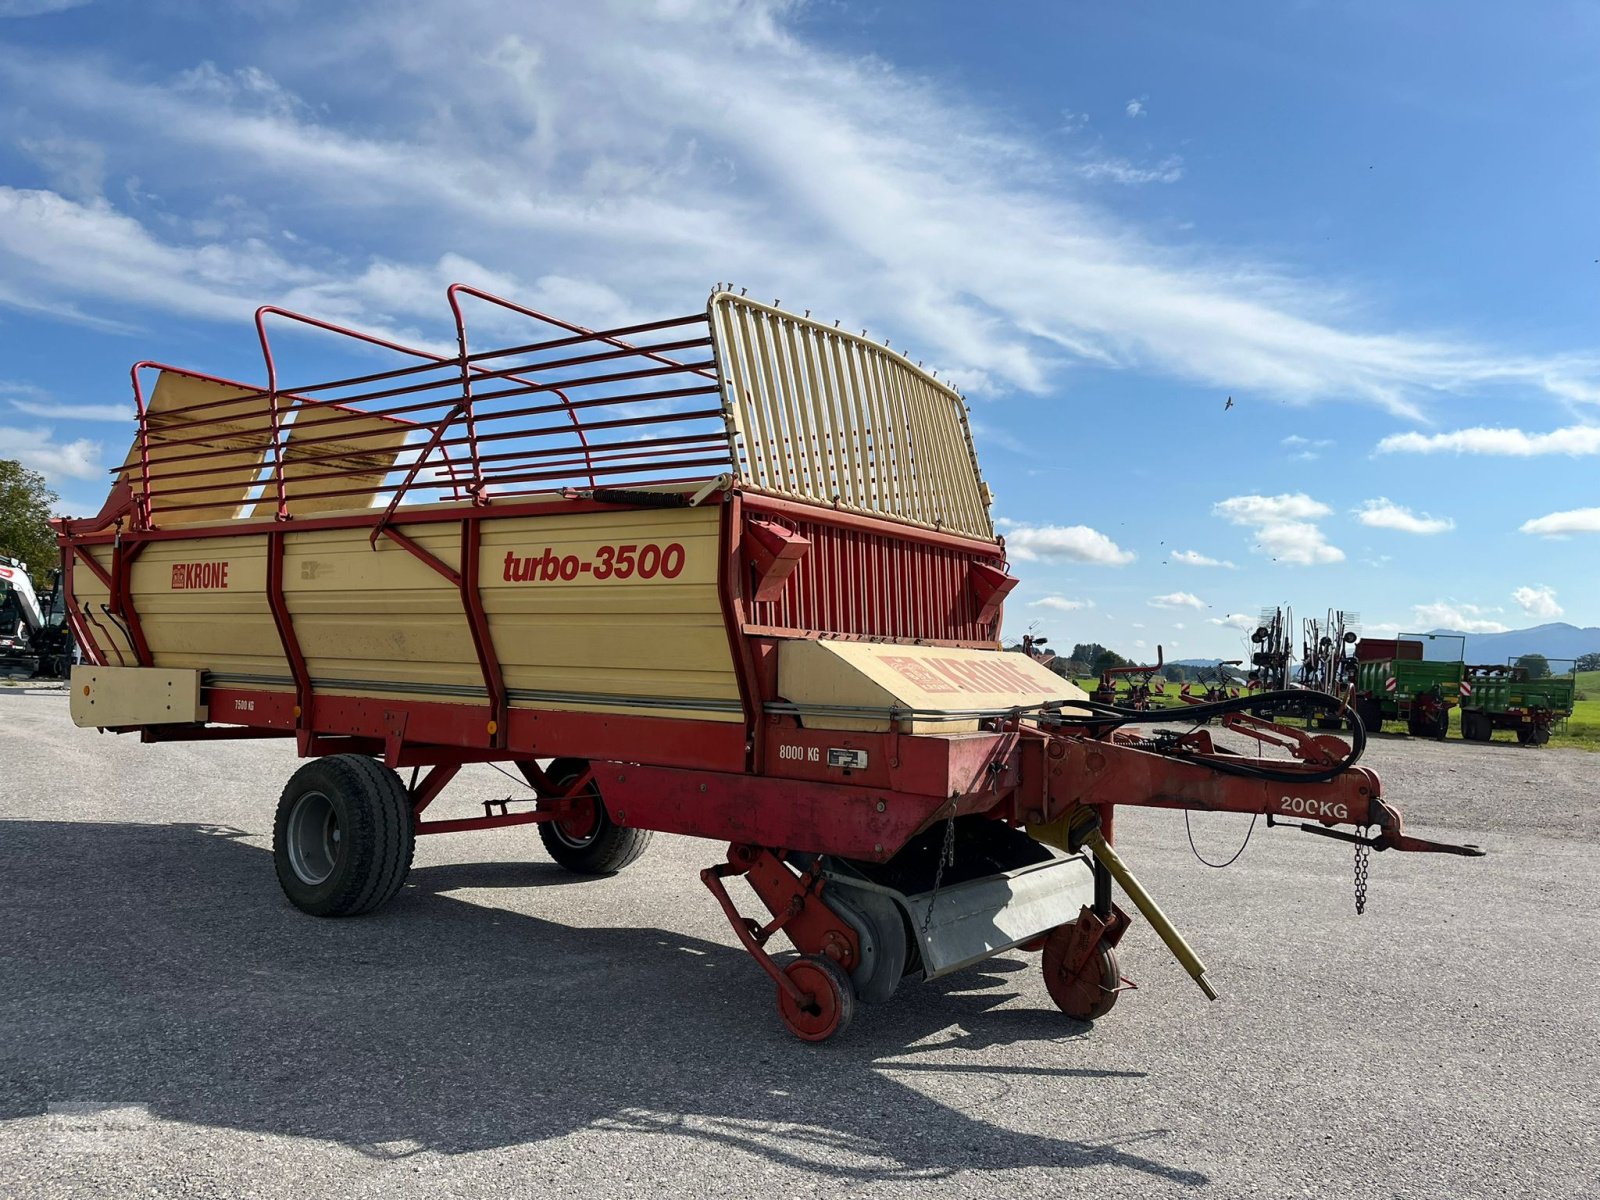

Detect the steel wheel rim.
xmin=547 ymin=793 xmax=601 ymax=849
xmin=778 ymin=960 xmax=842 ymax=1041
xmin=286 ymin=790 xmax=340 ymax=885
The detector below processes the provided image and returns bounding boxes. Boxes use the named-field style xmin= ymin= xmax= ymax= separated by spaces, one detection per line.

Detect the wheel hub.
xmin=285 ymin=790 xmax=340 ymax=886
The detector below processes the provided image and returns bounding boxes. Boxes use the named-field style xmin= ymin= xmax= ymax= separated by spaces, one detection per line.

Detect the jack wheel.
xmin=1042 ymin=924 xmax=1122 ymax=1021
xmin=777 ymin=955 xmax=855 ymax=1042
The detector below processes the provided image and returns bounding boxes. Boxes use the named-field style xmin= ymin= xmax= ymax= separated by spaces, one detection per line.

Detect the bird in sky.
xmin=1224 ymin=396 xmax=1234 ymax=410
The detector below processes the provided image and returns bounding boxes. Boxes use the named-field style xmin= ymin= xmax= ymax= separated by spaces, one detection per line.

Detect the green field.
xmin=1075 ymin=674 xmax=1600 ymax=750
xmin=1551 ymin=669 xmax=1600 ymax=749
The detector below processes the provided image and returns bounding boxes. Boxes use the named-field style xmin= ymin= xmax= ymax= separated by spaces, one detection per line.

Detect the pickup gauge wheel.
xmin=273 ymin=755 xmax=415 ymax=917
xmin=521 ymin=760 xmax=652 ymax=875
xmin=777 ymin=954 xmax=855 ymax=1041
xmin=1042 ymin=923 xmax=1122 ymax=1021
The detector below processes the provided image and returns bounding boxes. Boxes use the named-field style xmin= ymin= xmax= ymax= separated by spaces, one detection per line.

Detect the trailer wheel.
xmin=532 ymin=760 xmax=652 ymax=875
xmin=776 ymin=954 xmax=855 ymax=1042
xmin=273 ymin=755 xmax=415 ymax=918
xmin=1041 ymin=923 xmax=1122 ymax=1021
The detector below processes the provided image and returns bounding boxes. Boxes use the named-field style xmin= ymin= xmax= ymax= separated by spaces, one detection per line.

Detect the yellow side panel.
xmin=481 ymin=506 xmax=741 ymax=721
xmin=130 ymin=536 xmax=284 ymax=679
xmin=284 ymin=525 xmax=481 ymax=693
xmin=100 ymin=502 xmax=741 ymax=722
xmin=780 ymin=639 xmax=1088 ymax=732
xmin=128 ymin=373 xmax=270 ymax=527
xmin=262 ymin=403 xmax=413 ymax=519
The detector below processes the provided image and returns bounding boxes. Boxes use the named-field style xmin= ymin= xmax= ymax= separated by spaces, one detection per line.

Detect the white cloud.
xmin=1411 ymin=602 xmax=1508 ymax=635
xmin=1149 ymin=591 xmax=1205 ymax=610
xmin=1125 ymin=98 xmax=1146 ymax=118
xmin=0 ymin=424 xmax=103 ymax=479
xmin=1213 ymin=493 xmax=1330 ymax=524
xmin=1170 ymin=549 xmax=1235 ymax=568
xmin=1281 ymin=433 xmax=1334 ymax=462
xmin=0 ymin=187 xmax=320 ymax=324
xmin=1354 ymin=498 xmax=1454 ymax=535
xmin=17 ymin=135 xmax=105 ymax=199
xmin=8 ymin=397 xmax=130 ymax=421
xmin=1207 ymin=613 xmax=1257 ymax=631
xmin=1520 ymin=507 xmax=1600 ymax=537
xmin=1028 ymin=595 xmax=1095 ymax=612
xmin=1074 ymin=155 xmax=1182 ymax=186
xmin=1213 ymin=492 xmax=1344 ymax=565
xmin=999 ymin=521 xmax=1136 ymax=565
xmin=1512 ymin=585 xmax=1562 ymax=619
xmin=1377 ymin=425 xmax=1600 ymax=456
xmin=0 ymin=7 xmax=1591 ymax=421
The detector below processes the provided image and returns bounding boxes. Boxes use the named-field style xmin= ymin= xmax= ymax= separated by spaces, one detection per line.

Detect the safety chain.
xmin=1353 ymin=826 xmax=1371 ymax=915
xmin=921 ymin=804 xmax=960 ymax=934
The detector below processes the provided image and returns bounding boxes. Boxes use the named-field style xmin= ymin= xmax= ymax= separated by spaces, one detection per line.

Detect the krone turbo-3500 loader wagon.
xmin=56 ymin=286 xmax=1484 ymax=1040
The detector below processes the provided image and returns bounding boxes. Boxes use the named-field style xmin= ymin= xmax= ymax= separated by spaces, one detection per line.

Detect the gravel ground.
xmin=2 ymin=687 xmax=1597 ymax=1199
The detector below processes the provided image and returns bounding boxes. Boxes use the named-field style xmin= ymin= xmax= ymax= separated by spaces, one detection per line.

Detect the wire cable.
xmin=1185 ymin=810 xmax=1258 ymax=868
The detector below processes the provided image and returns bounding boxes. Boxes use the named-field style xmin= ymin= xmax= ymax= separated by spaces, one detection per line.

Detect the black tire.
xmin=273 ymin=754 xmax=415 ymax=917
xmin=1433 ymin=710 xmax=1449 ymax=741
xmin=524 ymin=759 xmax=652 ymax=875
xmin=1516 ymin=728 xmax=1533 ymax=745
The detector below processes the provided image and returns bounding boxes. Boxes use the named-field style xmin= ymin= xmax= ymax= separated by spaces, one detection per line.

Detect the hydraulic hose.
xmin=1042 ymin=688 xmax=1367 ymax=786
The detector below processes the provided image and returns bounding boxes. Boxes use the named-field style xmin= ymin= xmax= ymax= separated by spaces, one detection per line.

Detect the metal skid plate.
xmin=824 ymin=850 xmax=1095 ymax=983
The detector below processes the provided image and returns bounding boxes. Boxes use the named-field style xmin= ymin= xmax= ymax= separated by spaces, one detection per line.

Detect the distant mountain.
xmin=1422 ymin=623 xmax=1600 ymax=665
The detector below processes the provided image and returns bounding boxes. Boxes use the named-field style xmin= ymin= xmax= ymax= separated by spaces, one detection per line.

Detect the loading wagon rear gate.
xmin=57 ymin=286 xmax=1482 ymax=1040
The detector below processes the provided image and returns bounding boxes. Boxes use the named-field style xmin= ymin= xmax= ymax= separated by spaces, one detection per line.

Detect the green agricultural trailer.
xmin=1458 ymin=659 xmax=1576 ymax=745
xmin=1352 ymin=634 xmax=1465 ymax=739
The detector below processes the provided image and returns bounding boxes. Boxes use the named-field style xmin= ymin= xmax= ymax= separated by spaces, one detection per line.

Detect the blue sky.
xmin=1 ymin=0 xmax=1596 ymax=659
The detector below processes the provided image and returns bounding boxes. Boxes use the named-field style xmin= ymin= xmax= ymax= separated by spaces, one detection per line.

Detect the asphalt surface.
xmin=2 ymin=686 xmax=1597 ymax=1198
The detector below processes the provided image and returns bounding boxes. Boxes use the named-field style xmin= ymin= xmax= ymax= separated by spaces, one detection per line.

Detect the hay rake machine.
xmin=57 ymin=287 xmax=1483 ymax=1041
xmin=1089 ymin=646 xmax=1165 ymax=710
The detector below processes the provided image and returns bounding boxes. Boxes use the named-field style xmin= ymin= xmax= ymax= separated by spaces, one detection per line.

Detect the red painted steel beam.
xmin=191 ymin=686 xmax=750 ymax=774
xmin=60 ymin=491 xmax=706 ymax=546
xmin=718 ymin=491 xmax=763 ymax=773
xmin=742 ymin=492 xmax=1004 ymax=557
xmin=415 ymin=811 xmax=549 ymax=836
xmin=379 ymin=526 xmax=462 ymax=588
xmin=458 ymin=519 xmax=508 ymax=749
xmin=409 ymin=763 xmax=462 ymax=816
xmin=264 ymin=530 xmax=313 ymax=728
xmin=596 ymin=763 xmax=999 ymax=861
xmin=110 ymin=540 xmax=153 ymax=666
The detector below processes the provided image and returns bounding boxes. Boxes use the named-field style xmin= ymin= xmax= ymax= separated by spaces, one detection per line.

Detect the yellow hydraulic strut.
xmin=1033 ymin=807 xmax=1219 ymax=1002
